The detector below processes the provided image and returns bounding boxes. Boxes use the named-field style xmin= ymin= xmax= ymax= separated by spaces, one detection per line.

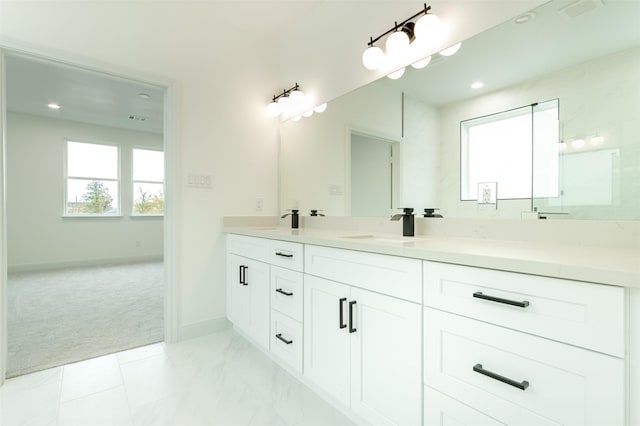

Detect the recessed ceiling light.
xmin=138 ymin=93 xmax=151 ymax=100
xmin=514 ymin=12 xmax=536 ymax=24
xmin=471 ymin=81 xmax=484 ymax=89
xmin=47 ymin=103 xmax=61 ymax=110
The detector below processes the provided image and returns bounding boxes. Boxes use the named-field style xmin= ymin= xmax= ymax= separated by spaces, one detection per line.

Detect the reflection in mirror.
xmin=279 ymin=0 xmax=640 ymax=220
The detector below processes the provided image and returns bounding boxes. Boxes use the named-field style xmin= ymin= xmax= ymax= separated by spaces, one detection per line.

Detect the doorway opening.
xmin=3 ymin=52 xmax=169 ymax=378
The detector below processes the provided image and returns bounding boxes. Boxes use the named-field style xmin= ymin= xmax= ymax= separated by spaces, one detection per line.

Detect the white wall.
xmin=402 ymin=95 xmax=440 ymax=211
xmin=6 ymin=112 xmax=163 ymax=270
xmin=280 ymin=81 xmax=402 ymax=216
xmin=438 ymin=47 xmax=640 ymax=219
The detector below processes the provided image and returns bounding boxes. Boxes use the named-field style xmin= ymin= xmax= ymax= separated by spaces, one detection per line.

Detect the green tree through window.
xmin=81 ymin=181 xmax=114 ymax=214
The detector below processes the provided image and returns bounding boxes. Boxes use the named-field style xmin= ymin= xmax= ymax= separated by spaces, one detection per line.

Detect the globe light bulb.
xmin=387 ymin=68 xmax=406 ymax=80
xmin=302 ymin=109 xmax=314 ymax=118
xmin=266 ymin=101 xmax=281 ymax=117
xmin=411 ymin=56 xmax=431 ymax=69
xmin=314 ymin=103 xmax=327 ymax=113
xmin=385 ymin=31 xmax=410 ymax=57
xmin=277 ymin=96 xmax=290 ymax=112
xmin=571 ymin=139 xmax=585 ymax=149
xmin=590 ymin=136 xmax=605 ymax=146
xmin=291 ymin=114 xmax=302 ymax=122
xmin=414 ymin=13 xmax=440 ymax=40
xmin=289 ymin=89 xmax=305 ymax=110
xmin=439 ymin=42 xmax=462 ymax=56
xmin=362 ymin=46 xmax=385 ymax=70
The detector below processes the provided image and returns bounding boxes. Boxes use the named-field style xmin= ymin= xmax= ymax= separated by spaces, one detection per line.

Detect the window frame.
xmin=63 ymin=139 xmax=121 ymax=217
xmin=459 ymin=100 xmax=559 ymax=202
xmin=131 ymin=146 xmax=165 ymax=217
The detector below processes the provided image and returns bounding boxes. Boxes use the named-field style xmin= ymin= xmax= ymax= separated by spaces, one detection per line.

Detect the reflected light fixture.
xmin=439 ymin=42 xmax=462 ymax=56
xmin=362 ymin=3 xmax=455 ymax=80
xmin=266 ymin=83 xmax=327 ymax=120
xmin=571 ymin=138 xmax=585 ymax=149
xmin=471 ymin=81 xmax=484 ymax=89
xmin=590 ymin=135 xmax=605 ymax=146
xmin=47 ymin=103 xmax=61 ymax=109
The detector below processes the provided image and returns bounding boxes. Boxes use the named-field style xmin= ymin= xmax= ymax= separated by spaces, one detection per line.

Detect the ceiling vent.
xmin=128 ymin=115 xmax=147 ymax=122
xmin=558 ymin=0 xmax=604 ymax=19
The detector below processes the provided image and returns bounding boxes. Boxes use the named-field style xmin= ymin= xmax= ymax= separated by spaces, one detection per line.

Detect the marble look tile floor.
xmin=0 ymin=328 xmax=355 ymax=426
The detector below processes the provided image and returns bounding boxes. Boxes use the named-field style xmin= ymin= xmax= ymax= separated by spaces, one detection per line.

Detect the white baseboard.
xmin=178 ymin=317 xmax=231 ymax=342
xmin=8 ymin=254 xmax=164 ymax=273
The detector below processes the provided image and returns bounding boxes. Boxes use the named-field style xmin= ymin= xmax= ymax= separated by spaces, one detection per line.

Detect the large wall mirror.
xmin=279 ymin=0 xmax=640 ymax=220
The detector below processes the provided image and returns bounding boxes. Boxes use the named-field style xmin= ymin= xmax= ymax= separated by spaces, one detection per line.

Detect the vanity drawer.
xmin=423 ymin=260 xmax=625 ymax=357
xmin=424 ymin=386 xmax=511 ymax=426
xmin=270 ymin=266 xmax=303 ymax=322
xmin=227 ymin=234 xmax=269 ymax=262
xmin=424 ymin=308 xmax=625 ymax=426
xmin=305 ymin=244 xmax=422 ymax=302
xmin=268 ymin=240 xmax=304 ymax=272
xmin=270 ymin=310 xmax=303 ymax=374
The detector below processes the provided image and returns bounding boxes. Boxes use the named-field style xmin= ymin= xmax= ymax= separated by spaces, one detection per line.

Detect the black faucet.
xmin=281 ymin=209 xmax=299 ymax=229
xmin=310 ymin=209 xmax=325 ymax=217
xmin=390 ymin=207 xmax=415 ymax=237
xmin=423 ymin=208 xmax=443 ymax=218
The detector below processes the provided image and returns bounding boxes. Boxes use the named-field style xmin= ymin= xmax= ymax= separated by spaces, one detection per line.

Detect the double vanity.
xmin=225 ymin=222 xmax=639 ymax=426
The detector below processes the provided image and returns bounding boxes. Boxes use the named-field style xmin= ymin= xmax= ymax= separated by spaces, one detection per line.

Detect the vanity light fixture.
xmin=267 ymin=83 xmax=327 ymax=120
xmin=571 ymin=138 xmax=586 ymax=149
xmin=471 ymin=81 xmax=484 ymax=89
xmin=439 ymin=42 xmax=462 ymax=56
xmin=47 ymin=103 xmax=61 ymax=110
xmin=362 ymin=3 xmax=455 ymax=79
xmin=590 ymin=135 xmax=605 ymax=146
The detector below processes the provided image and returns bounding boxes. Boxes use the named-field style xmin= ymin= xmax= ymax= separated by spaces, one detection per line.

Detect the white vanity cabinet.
xmin=226 ymin=253 xmax=270 ymax=350
xmin=304 ymin=245 xmax=422 ymax=426
xmin=422 ymin=261 xmax=626 ymax=426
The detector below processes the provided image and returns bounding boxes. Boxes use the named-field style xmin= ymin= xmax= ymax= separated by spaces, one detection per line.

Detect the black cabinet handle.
xmin=275 ymin=333 xmax=293 ymax=344
xmin=473 ymin=291 xmax=529 ymax=308
xmin=275 ymin=252 xmax=294 ymax=258
xmin=473 ymin=363 xmax=529 ymax=390
xmin=349 ymin=300 xmax=357 ymax=333
xmin=339 ymin=298 xmax=347 ymax=329
xmin=275 ymin=288 xmax=293 ymax=296
xmin=238 ymin=265 xmax=244 ymax=285
xmin=242 ymin=266 xmax=248 ymax=286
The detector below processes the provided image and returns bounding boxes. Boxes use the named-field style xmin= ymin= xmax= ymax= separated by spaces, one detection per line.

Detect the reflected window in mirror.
xmin=460 ymin=99 xmax=559 ymax=201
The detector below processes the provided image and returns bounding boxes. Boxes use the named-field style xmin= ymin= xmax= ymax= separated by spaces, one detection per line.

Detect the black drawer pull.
xmin=473 ymin=291 xmax=529 ymax=308
xmin=275 ymin=333 xmax=293 ymax=344
xmin=339 ymin=297 xmax=347 ymax=329
xmin=238 ymin=265 xmax=244 ymax=285
xmin=275 ymin=252 xmax=294 ymax=258
xmin=349 ymin=300 xmax=357 ymax=333
xmin=242 ymin=266 xmax=248 ymax=286
xmin=275 ymin=288 xmax=293 ymax=296
xmin=473 ymin=363 xmax=529 ymax=390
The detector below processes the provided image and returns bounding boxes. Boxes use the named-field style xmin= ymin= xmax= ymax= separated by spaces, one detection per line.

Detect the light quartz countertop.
xmin=225 ymin=226 xmax=640 ymax=288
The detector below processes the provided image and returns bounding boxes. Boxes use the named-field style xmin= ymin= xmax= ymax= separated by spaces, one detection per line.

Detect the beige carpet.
xmin=7 ymin=261 xmax=164 ymax=378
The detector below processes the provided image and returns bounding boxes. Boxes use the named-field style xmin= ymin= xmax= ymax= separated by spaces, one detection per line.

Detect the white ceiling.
xmin=13 ymin=0 xmax=623 ymax=132
xmin=382 ymin=0 xmax=640 ymax=106
xmin=6 ymin=55 xmax=165 ymax=134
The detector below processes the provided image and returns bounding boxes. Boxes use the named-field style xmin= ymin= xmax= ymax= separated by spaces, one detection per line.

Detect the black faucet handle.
xmin=424 ymin=208 xmax=443 ymax=218
xmin=310 ymin=209 xmax=325 ymax=217
xmin=398 ymin=207 xmax=414 ymax=215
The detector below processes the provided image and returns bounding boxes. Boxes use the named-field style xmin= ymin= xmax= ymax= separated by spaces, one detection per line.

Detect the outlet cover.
xmin=186 ymin=173 xmax=212 ymax=188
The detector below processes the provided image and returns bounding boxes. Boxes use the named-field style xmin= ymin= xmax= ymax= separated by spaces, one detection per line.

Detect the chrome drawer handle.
xmin=275 ymin=252 xmax=293 ymax=258
xmin=473 ymin=291 xmax=529 ymax=308
xmin=275 ymin=288 xmax=293 ymax=296
xmin=275 ymin=333 xmax=293 ymax=345
xmin=473 ymin=363 xmax=529 ymax=391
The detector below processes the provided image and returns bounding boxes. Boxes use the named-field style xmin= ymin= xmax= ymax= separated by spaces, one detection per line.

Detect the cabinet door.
xmin=227 ymin=254 xmax=248 ymax=327
xmin=350 ymin=287 xmax=422 ymax=426
xmin=304 ymin=275 xmax=351 ymax=406
xmin=243 ymin=257 xmax=270 ymax=350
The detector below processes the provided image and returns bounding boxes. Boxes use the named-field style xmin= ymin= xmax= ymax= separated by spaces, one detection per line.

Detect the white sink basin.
xmin=340 ymin=234 xmax=413 ymax=244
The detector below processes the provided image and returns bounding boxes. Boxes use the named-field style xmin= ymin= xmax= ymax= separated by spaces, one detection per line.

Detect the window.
xmin=460 ymin=100 xmax=559 ymax=201
xmin=65 ymin=141 xmax=119 ymax=215
xmin=132 ymin=148 xmax=164 ymax=215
